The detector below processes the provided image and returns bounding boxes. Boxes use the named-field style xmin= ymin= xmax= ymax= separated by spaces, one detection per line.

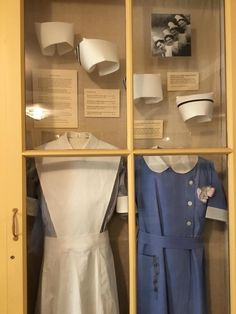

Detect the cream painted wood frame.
xmin=1 ymin=0 xmax=236 ymax=313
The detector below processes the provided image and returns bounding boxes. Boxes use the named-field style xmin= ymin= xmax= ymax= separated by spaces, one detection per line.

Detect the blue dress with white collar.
xmin=135 ymin=156 xmax=226 ymax=314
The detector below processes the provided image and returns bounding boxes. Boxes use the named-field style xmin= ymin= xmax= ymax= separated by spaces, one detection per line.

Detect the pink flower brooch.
xmin=197 ymin=186 xmax=215 ymax=203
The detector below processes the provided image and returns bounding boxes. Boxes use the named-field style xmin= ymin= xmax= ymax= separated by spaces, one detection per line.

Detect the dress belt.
xmin=44 ymin=230 xmax=110 ymax=253
xmin=138 ymin=230 xmax=204 ymax=251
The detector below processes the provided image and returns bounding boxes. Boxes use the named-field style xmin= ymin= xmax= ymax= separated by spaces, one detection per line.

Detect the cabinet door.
xmin=133 ymin=0 xmax=226 ymax=150
xmin=131 ymin=0 xmax=236 ymax=314
xmin=0 ymin=0 xmax=25 ymax=313
xmin=24 ymin=0 xmax=127 ymax=150
xmin=24 ymin=0 xmax=129 ymax=314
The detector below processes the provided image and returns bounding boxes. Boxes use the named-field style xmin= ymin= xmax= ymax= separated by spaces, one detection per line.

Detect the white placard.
xmin=32 ymin=69 xmax=78 ymax=128
xmin=134 ymin=120 xmax=164 ymax=139
xmin=167 ymin=72 xmax=199 ymax=91
xmin=84 ymin=88 xmax=120 ymax=117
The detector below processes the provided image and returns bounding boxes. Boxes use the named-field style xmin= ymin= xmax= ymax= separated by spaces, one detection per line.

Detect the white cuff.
xmin=206 ymin=206 xmax=227 ymax=222
xmin=116 ymin=196 xmax=128 ymax=214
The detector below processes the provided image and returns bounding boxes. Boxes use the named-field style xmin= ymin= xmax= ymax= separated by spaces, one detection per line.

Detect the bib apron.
xmin=35 ymin=132 xmax=121 ymax=314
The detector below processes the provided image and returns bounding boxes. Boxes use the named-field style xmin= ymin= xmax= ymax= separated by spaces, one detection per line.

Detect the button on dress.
xmin=135 ymin=156 xmax=227 ymax=314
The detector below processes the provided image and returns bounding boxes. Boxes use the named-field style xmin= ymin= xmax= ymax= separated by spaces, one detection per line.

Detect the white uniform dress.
xmin=35 ymin=132 xmax=122 ymax=314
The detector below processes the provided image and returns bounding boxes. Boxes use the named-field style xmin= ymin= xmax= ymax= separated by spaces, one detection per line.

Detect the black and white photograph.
xmin=151 ymin=13 xmax=191 ymax=57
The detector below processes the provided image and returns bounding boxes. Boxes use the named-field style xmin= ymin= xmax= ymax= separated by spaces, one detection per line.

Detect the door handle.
xmin=12 ymin=208 xmax=19 ymax=241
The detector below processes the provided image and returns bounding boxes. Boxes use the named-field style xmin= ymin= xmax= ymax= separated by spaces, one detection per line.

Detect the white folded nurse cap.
xmin=79 ymin=38 xmax=120 ymax=76
xmin=152 ymin=35 xmax=164 ymax=43
xmin=134 ymin=74 xmax=163 ymax=104
xmin=168 ymin=21 xmax=179 ymax=30
xmin=176 ymin=92 xmax=214 ymax=123
xmin=175 ymin=15 xmax=185 ymax=22
xmin=35 ymin=22 xmax=74 ymax=56
xmin=163 ymin=29 xmax=173 ymax=38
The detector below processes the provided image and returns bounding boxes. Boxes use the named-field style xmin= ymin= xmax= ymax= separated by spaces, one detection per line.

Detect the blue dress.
xmin=135 ymin=156 xmax=227 ymax=314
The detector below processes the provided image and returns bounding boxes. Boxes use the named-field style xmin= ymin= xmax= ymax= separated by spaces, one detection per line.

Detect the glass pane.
xmin=24 ymin=0 xmax=127 ymax=150
xmin=133 ymin=0 xmax=226 ymax=149
xmin=135 ymin=153 xmax=229 ymax=313
xmin=26 ymin=156 xmax=129 ymax=313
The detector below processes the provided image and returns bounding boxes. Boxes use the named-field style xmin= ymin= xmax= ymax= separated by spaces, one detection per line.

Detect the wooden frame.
xmin=0 ymin=0 xmax=236 ymax=313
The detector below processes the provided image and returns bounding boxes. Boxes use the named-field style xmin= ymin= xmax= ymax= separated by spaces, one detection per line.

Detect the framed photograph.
xmin=151 ymin=13 xmax=191 ymax=57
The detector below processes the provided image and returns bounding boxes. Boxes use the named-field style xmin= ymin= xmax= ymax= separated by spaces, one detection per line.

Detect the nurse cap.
xmin=133 ymin=73 xmax=163 ymax=104
xmin=152 ymin=35 xmax=164 ymax=43
xmin=175 ymin=15 xmax=185 ymax=22
xmin=168 ymin=21 xmax=179 ymax=30
xmin=163 ymin=29 xmax=174 ymax=39
xmin=78 ymin=38 xmax=120 ymax=76
xmin=176 ymin=92 xmax=214 ymax=123
xmin=35 ymin=22 xmax=74 ymax=56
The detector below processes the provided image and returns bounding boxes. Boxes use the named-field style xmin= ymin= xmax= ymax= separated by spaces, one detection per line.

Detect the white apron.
xmin=36 ymin=132 xmax=120 ymax=314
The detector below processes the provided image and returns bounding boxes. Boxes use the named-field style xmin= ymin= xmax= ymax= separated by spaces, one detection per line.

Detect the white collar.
xmin=143 ymin=155 xmax=198 ymax=174
xmin=39 ymin=131 xmax=118 ymax=151
xmin=60 ymin=131 xmax=99 ymax=149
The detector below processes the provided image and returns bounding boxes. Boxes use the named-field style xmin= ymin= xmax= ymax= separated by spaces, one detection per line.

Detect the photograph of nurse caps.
xmin=151 ymin=13 xmax=191 ymax=57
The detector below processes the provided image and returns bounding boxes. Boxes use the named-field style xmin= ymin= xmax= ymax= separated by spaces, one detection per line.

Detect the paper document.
xmin=32 ymin=69 xmax=78 ymax=128
xmin=134 ymin=120 xmax=164 ymax=139
xmin=84 ymin=89 xmax=120 ymax=117
xmin=167 ymin=72 xmax=199 ymax=91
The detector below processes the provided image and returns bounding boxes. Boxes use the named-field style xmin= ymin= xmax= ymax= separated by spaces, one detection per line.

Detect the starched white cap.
xmin=79 ymin=38 xmax=120 ymax=76
xmin=168 ymin=21 xmax=179 ymax=30
xmin=152 ymin=35 xmax=164 ymax=43
xmin=35 ymin=22 xmax=74 ymax=56
xmin=134 ymin=74 xmax=163 ymax=104
xmin=176 ymin=92 xmax=214 ymax=123
xmin=163 ymin=29 xmax=173 ymax=38
xmin=175 ymin=15 xmax=185 ymax=22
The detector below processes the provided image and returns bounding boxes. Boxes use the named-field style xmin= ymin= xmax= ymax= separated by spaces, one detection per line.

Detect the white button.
xmin=189 ymin=180 xmax=193 ymax=185
xmin=187 ymin=201 xmax=192 ymax=206
xmin=186 ymin=221 xmax=192 ymax=226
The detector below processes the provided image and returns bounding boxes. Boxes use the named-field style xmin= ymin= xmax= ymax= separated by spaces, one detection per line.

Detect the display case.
xmin=1 ymin=0 xmax=236 ymax=314
xmin=24 ymin=0 xmax=127 ymax=150
xmin=133 ymin=0 xmax=226 ymax=149
xmin=133 ymin=2 xmax=230 ymax=313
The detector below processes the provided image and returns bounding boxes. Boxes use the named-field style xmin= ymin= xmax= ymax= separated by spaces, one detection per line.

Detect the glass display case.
xmin=26 ymin=155 xmax=129 ymax=313
xmin=24 ymin=0 xmax=127 ymax=150
xmin=133 ymin=0 xmax=226 ymax=149
xmin=24 ymin=0 xmax=129 ymax=313
xmin=1 ymin=0 xmax=236 ymax=314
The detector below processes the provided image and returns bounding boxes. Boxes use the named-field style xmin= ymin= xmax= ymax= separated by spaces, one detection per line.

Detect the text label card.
xmin=134 ymin=120 xmax=164 ymax=139
xmin=32 ymin=69 xmax=78 ymax=128
xmin=167 ymin=72 xmax=199 ymax=91
xmin=84 ymin=88 xmax=120 ymax=117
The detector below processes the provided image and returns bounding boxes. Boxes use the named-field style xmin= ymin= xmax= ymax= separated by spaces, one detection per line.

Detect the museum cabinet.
xmin=1 ymin=0 xmax=236 ymax=313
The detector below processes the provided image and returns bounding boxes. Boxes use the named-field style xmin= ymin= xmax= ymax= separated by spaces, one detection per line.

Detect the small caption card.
xmin=84 ymin=88 xmax=120 ymax=117
xmin=134 ymin=120 xmax=164 ymax=139
xmin=32 ymin=69 xmax=78 ymax=128
xmin=167 ymin=72 xmax=199 ymax=91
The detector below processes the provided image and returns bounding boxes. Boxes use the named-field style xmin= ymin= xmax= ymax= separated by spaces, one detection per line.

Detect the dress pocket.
xmin=138 ymin=254 xmax=159 ymax=314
